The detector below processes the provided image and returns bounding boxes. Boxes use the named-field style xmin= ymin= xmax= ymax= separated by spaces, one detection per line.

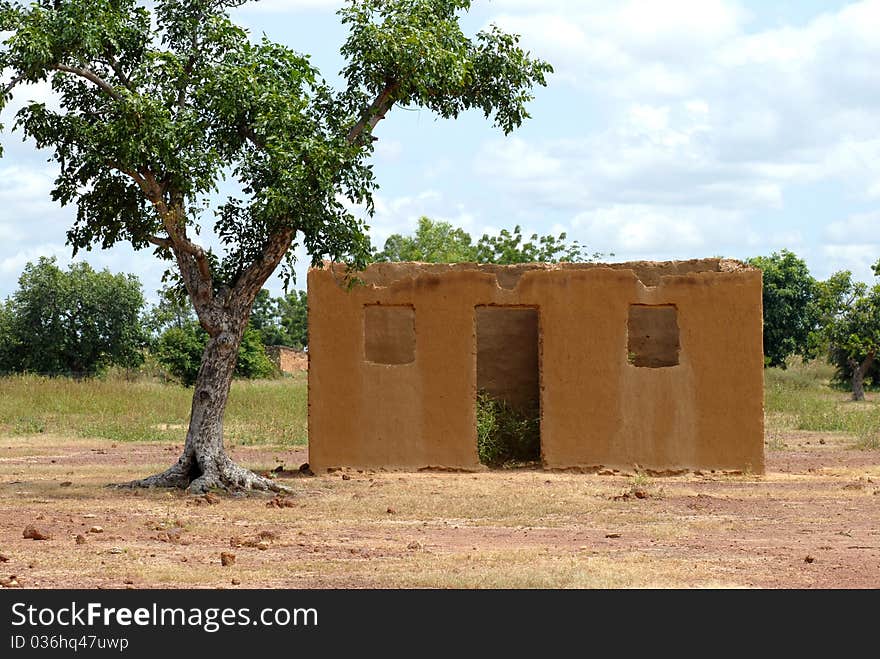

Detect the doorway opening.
xmin=475 ymin=306 xmax=541 ymax=467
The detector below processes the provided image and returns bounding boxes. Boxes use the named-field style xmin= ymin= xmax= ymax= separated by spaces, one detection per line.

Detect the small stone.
xmin=59 ymin=481 xmax=72 ymax=487
xmin=819 ymin=438 xmax=826 ymax=445
xmin=605 ymin=533 xmax=621 ymax=539
xmin=203 ymin=493 xmax=220 ymax=505
xmin=83 ymin=514 xmax=97 ymax=519
xmin=598 ymin=469 xmax=615 ymax=476
xmin=256 ymin=541 xmax=270 ymax=551
xmin=75 ymin=535 xmax=87 ymax=545
xmin=220 ymin=552 xmax=236 ymax=567
xmin=804 ymin=555 xmax=815 ymax=564
xmin=23 ymin=525 xmax=50 ymax=540
xmin=0 ymin=554 xmax=8 ymax=563
xmin=123 ymin=577 xmax=134 ymax=585
xmin=258 ymin=530 xmax=279 ymax=541
xmin=342 ymin=474 xmax=351 ymax=480
xmin=406 ymin=541 xmax=421 ymax=550
xmin=88 ymin=526 xmax=104 ymax=534
xmin=108 ymin=547 xmax=123 ymax=555
xmin=266 ymin=496 xmax=296 ymax=509
xmin=231 ymin=578 xmax=241 ymax=585
xmin=0 ymin=576 xmax=21 ymax=588
xmin=386 ymin=507 xmax=396 ymax=514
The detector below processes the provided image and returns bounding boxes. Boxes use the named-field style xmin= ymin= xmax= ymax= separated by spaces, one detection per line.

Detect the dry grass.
xmin=0 ymin=373 xmax=307 ymax=445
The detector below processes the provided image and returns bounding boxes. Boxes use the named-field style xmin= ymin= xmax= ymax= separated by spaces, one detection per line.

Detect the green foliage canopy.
xmin=0 ymin=257 xmax=146 ymax=375
xmin=817 ymin=266 xmax=880 ymax=392
xmin=374 ymin=216 xmax=599 ymax=264
xmin=0 ymin=0 xmax=552 ymax=329
xmin=747 ymin=250 xmax=821 ymax=368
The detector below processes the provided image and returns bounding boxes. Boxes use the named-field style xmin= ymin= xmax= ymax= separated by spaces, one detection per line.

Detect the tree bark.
xmin=850 ymin=353 xmax=875 ymax=402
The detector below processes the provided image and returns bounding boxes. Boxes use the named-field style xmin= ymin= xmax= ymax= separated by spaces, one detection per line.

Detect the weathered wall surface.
xmin=266 ymin=346 xmax=308 ymax=373
xmin=476 ymin=306 xmax=539 ymax=412
xmin=308 ymin=260 xmax=764 ymax=474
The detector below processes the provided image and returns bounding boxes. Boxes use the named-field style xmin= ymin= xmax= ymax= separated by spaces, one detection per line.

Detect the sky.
xmin=1 ymin=0 xmax=879 ymax=304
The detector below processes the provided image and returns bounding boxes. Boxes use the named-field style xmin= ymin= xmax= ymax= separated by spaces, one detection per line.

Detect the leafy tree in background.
xmin=0 ymin=0 xmax=551 ymax=491
xmin=155 ymin=323 xmax=205 ymax=387
xmin=816 ymin=267 xmax=880 ymax=401
xmin=374 ymin=216 xmax=476 ymax=262
xmin=747 ymin=250 xmax=820 ymax=368
xmin=375 ymin=217 xmax=598 ymax=264
xmin=0 ymin=257 xmax=145 ymax=375
xmin=245 ymin=288 xmax=308 ymax=349
xmin=277 ymin=289 xmax=309 ymax=349
xmin=249 ymin=289 xmax=287 ymax=347
xmin=474 ymin=224 xmax=598 ymax=264
xmin=156 ymin=320 xmax=276 ymax=386
xmin=0 ymin=298 xmax=19 ymax=371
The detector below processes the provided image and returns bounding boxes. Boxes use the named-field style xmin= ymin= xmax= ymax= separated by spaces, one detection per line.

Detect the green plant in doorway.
xmin=476 ymin=392 xmax=540 ymax=467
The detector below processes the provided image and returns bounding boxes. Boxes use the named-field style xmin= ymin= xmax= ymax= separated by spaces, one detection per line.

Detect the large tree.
xmin=0 ymin=257 xmax=146 ymax=376
xmin=817 ymin=267 xmax=880 ymax=401
xmin=0 ymin=0 xmax=551 ymax=492
xmin=746 ymin=250 xmax=820 ymax=368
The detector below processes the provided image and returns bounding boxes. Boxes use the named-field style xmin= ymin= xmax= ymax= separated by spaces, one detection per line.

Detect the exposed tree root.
xmin=118 ymin=455 xmax=292 ymax=495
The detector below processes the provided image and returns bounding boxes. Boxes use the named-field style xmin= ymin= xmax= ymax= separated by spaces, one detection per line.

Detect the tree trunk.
xmin=123 ymin=318 xmax=289 ymax=494
xmin=120 ymin=223 xmax=295 ymax=493
xmin=850 ymin=353 xmax=875 ymax=402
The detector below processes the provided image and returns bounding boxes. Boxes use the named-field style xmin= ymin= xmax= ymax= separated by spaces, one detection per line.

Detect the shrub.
xmin=235 ymin=329 xmax=278 ymax=380
xmin=155 ymin=322 xmax=278 ymax=386
xmin=476 ymin=392 xmax=540 ymax=467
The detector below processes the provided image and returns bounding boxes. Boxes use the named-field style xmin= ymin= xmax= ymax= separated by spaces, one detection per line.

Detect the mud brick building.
xmin=308 ymin=259 xmax=764 ymax=474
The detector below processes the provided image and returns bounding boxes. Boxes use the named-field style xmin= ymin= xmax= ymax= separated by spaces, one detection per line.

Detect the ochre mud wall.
xmin=308 ymin=259 xmax=764 ymax=474
xmin=266 ymin=346 xmax=308 ymax=373
xmin=476 ymin=306 xmax=540 ymax=413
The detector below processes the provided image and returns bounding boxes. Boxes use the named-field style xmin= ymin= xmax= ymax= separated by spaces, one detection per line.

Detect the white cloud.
xmin=821 ymin=244 xmax=879 ymax=283
xmin=825 ymin=212 xmax=880 ymax=244
xmin=571 ymin=204 xmax=748 ymax=256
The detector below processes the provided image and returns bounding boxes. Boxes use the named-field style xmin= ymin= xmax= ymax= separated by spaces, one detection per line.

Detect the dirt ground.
xmin=0 ymin=431 xmax=878 ymax=588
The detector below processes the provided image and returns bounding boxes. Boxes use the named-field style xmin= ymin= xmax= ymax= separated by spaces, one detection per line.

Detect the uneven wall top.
xmin=318 ymin=258 xmax=754 ymax=288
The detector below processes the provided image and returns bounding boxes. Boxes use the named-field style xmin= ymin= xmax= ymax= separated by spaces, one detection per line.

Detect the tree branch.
xmin=347 ymin=79 xmax=401 ymax=146
xmin=233 ymin=226 xmax=295 ymax=306
xmin=240 ymin=126 xmax=266 ymax=150
xmin=176 ymin=24 xmax=201 ymax=112
xmin=104 ymin=51 xmax=134 ymax=91
xmin=1 ymin=74 xmax=27 ymax=98
xmin=147 ymin=235 xmax=172 ymax=249
xmin=53 ymin=65 xmax=123 ymax=102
